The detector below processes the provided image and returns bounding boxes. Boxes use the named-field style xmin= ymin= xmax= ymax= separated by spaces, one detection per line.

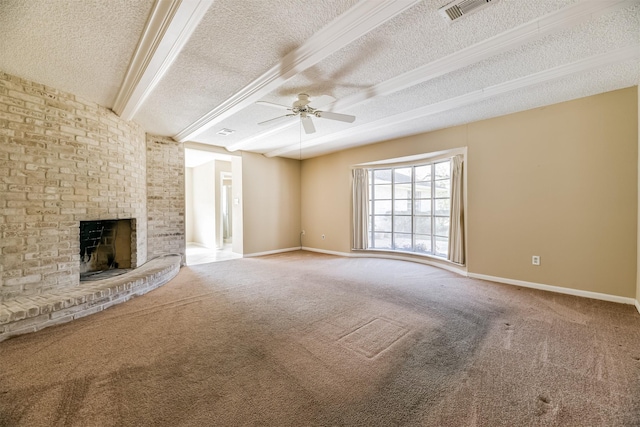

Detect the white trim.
xmin=233 ymin=0 xmax=634 ymax=155
xmin=297 ymin=249 xmax=639 ymax=309
xmin=354 ymin=147 xmax=466 ymax=167
xmin=329 ymin=0 xmax=634 ymax=112
xmin=113 ymin=0 xmax=213 ymax=120
xmin=243 ymin=247 xmax=302 ymax=258
xmin=468 ymin=273 xmax=637 ymax=306
xmin=266 ymin=44 xmax=640 ymax=157
xmin=178 ymin=0 xmax=422 ymax=143
xmin=301 ymin=247 xmax=350 ymax=257
xmin=301 ymin=247 xmax=468 ymax=276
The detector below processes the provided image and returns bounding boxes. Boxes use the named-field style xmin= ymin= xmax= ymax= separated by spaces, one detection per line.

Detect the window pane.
xmin=415 ymin=216 xmax=431 ymax=235
xmin=374 ymin=215 xmax=392 ymax=232
xmin=434 ymin=216 xmax=449 ymax=236
xmin=394 ymin=199 xmax=411 ymax=215
xmin=415 ymin=235 xmax=432 ymax=253
xmin=374 ymin=200 xmax=392 ymax=215
xmin=414 ymin=199 xmax=431 ymax=215
xmin=394 ymin=233 xmax=412 ymax=250
xmin=435 ymin=236 xmax=448 ymax=257
xmin=435 ymin=198 xmax=450 ymax=216
xmin=414 ymin=182 xmax=431 ymax=199
xmin=435 ymin=161 xmax=450 ymax=180
xmin=373 ymin=232 xmax=392 ymax=249
xmin=374 ymin=169 xmax=392 ymax=184
xmin=415 ymin=165 xmax=431 ymax=182
xmin=435 ymin=180 xmax=450 ymax=198
xmin=394 ymin=183 xmax=411 ymax=199
xmin=374 ymin=184 xmax=392 ymax=199
xmin=394 ymin=216 xmax=411 ymax=233
xmin=366 ymin=160 xmax=452 ymax=259
xmin=394 ymin=167 xmax=412 ymax=183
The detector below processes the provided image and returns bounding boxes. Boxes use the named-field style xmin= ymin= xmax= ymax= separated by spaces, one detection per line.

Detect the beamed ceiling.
xmin=1 ymin=0 xmax=638 ymax=159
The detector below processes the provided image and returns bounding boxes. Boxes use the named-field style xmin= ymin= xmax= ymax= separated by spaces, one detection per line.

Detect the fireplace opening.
xmin=80 ymin=219 xmax=133 ymax=281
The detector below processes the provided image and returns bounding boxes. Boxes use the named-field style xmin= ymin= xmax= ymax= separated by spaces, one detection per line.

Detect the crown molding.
xmin=229 ymin=0 xmax=635 ymax=153
xmin=173 ymin=0 xmax=422 ymax=143
xmin=266 ymin=44 xmax=640 ymax=158
xmin=113 ymin=0 xmax=213 ymax=120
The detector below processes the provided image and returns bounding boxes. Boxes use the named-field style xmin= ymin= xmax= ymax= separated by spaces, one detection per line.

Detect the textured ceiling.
xmin=1 ymin=0 xmax=638 ymax=159
xmin=134 ymin=0 xmax=358 ymax=136
xmin=0 ymin=0 xmax=154 ymax=107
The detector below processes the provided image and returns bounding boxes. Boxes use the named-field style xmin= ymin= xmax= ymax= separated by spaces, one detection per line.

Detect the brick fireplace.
xmin=0 ymin=71 xmax=185 ymax=302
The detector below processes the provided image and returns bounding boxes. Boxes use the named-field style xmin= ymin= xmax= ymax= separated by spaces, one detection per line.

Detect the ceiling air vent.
xmin=438 ymin=0 xmax=495 ymax=22
xmin=216 ymin=128 xmax=235 ymax=136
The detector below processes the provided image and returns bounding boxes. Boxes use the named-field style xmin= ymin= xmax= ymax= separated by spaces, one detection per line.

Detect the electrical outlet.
xmin=532 ymin=255 xmax=540 ymax=266
xmin=321 ymin=234 xmax=325 ymax=240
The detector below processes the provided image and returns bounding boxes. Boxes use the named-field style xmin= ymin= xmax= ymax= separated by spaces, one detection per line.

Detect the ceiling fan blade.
xmin=301 ymin=116 xmax=316 ymax=134
xmin=315 ymin=111 xmax=356 ymax=123
xmin=256 ymin=101 xmax=291 ymax=111
xmin=258 ymin=114 xmax=296 ymax=126
xmin=309 ymin=94 xmax=335 ymax=108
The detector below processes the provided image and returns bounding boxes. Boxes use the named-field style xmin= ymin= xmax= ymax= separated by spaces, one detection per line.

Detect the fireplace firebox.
xmin=79 ymin=219 xmax=132 ymax=280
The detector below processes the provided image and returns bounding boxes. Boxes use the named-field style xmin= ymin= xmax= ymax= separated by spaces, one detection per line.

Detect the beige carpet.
xmin=1 ymin=251 xmax=639 ymax=426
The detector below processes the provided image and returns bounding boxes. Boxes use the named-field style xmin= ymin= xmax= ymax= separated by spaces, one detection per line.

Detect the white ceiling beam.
xmin=173 ymin=0 xmax=422 ymax=143
xmin=265 ymin=44 xmax=640 ymax=158
xmin=113 ymin=0 xmax=214 ymax=121
xmin=330 ymin=0 xmax=637 ymax=110
xmin=231 ymin=0 xmax=636 ymax=153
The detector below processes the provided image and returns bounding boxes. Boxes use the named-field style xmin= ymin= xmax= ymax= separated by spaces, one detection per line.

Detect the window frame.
xmin=368 ymin=159 xmax=451 ymax=258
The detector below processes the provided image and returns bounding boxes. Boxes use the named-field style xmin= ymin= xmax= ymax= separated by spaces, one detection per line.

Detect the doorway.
xmin=184 ymin=148 xmax=242 ymax=265
xmin=221 ymin=172 xmax=233 ymax=245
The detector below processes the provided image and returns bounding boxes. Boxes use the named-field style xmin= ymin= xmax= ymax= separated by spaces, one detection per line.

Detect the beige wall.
xmin=301 ymin=87 xmax=638 ymax=298
xmin=185 ymin=167 xmax=194 ymax=243
xmin=232 ymin=156 xmax=243 ymax=254
xmin=215 ymin=160 xmax=232 ymax=249
xmin=241 ymin=152 xmax=301 ymax=255
xmin=637 ymin=85 xmax=640 ymax=305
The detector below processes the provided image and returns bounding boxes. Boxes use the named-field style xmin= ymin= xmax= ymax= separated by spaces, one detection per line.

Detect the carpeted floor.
xmin=1 ymin=251 xmax=639 ymax=426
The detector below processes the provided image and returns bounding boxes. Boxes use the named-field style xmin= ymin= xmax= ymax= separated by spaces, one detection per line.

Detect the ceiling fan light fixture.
xmin=257 ymin=93 xmax=356 ymax=134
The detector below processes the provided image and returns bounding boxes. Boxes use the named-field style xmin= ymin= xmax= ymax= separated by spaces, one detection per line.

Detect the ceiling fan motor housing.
xmin=293 ymin=93 xmax=311 ymax=108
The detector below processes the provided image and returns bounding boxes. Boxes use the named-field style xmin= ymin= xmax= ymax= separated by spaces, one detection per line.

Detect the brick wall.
xmin=0 ymin=71 xmax=148 ymax=301
xmin=146 ymin=135 xmax=185 ymax=264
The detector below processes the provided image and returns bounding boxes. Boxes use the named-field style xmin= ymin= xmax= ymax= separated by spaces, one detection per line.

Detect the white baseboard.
xmin=301 ymin=247 xmax=349 ymax=257
xmin=300 ymin=247 xmax=639 ymax=311
xmin=243 ymin=247 xmax=302 ymax=258
xmin=468 ymin=273 xmax=637 ymax=306
xmin=301 ymin=247 xmax=468 ymax=276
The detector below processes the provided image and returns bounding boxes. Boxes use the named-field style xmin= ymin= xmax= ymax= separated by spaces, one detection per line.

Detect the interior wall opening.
xmin=184 ymin=147 xmax=243 ymax=265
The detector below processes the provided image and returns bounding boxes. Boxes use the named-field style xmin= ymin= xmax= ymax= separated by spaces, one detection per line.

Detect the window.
xmin=368 ymin=159 xmax=451 ymax=257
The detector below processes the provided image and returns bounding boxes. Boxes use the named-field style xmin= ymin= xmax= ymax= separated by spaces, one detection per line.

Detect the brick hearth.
xmin=0 ymin=254 xmax=181 ymax=342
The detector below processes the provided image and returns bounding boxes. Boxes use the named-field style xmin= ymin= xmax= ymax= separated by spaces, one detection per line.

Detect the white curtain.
xmin=352 ymin=168 xmax=369 ymax=250
xmin=448 ymin=155 xmax=465 ymax=264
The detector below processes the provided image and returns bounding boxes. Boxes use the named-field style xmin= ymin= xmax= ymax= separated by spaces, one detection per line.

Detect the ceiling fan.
xmin=256 ymin=93 xmax=356 ymax=134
